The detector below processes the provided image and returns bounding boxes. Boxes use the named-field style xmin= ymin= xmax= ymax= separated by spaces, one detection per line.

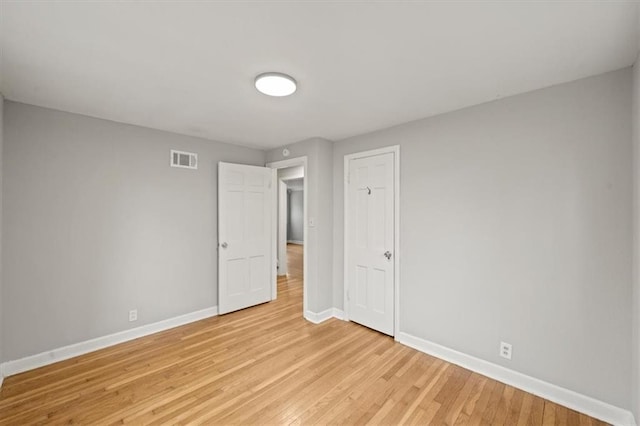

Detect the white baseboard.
xmin=0 ymin=306 xmax=218 ymax=380
xmin=397 ymin=332 xmax=635 ymax=426
xmin=304 ymin=309 xmax=333 ymax=324
xmin=331 ymin=308 xmax=345 ymax=320
xmin=287 ymin=240 xmax=304 ymax=245
xmin=304 ymin=308 xmax=345 ymax=324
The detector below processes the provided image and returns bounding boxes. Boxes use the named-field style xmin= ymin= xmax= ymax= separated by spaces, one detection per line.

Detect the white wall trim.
xmin=343 ymin=145 xmax=400 ymax=337
xmin=304 ymin=308 xmax=345 ymax=324
xmin=397 ymin=332 xmax=636 ymax=426
xmin=304 ymin=309 xmax=333 ymax=324
xmin=331 ymin=308 xmax=345 ymax=320
xmin=0 ymin=306 xmax=218 ymax=380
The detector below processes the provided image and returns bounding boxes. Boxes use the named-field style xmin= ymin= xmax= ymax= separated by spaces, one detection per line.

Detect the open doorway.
xmin=277 ymin=167 xmax=304 ymax=276
xmin=268 ymin=157 xmax=308 ymax=315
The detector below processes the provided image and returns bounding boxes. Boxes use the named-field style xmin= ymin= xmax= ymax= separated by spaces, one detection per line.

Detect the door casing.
xmin=343 ymin=145 xmax=400 ymax=337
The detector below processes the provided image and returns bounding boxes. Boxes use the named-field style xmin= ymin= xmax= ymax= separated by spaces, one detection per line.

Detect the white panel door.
xmin=347 ymin=152 xmax=395 ymax=335
xmin=218 ymin=162 xmax=273 ymax=315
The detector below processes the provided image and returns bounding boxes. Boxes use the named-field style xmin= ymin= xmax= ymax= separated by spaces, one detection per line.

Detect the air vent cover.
xmin=170 ymin=150 xmax=198 ymax=169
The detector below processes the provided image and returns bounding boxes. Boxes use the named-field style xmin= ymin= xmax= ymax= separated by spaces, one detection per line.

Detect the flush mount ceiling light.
xmin=255 ymin=72 xmax=297 ymax=97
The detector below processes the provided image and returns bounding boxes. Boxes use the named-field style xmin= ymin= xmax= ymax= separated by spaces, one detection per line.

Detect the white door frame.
xmin=267 ymin=156 xmax=308 ymax=315
xmin=343 ymin=145 xmax=400 ymax=337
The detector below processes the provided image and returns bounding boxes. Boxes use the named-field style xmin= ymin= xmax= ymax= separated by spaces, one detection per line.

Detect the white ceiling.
xmin=1 ymin=1 xmax=638 ymax=149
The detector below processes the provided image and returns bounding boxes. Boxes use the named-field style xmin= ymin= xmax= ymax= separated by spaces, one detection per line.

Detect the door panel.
xmin=347 ymin=152 xmax=395 ymax=335
xmin=219 ymin=162 xmax=273 ymax=315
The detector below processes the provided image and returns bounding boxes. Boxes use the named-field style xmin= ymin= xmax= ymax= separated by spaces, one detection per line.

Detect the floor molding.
xmin=287 ymin=240 xmax=304 ymax=245
xmin=397 ymin=332 xmax=635 ymax=426
xmin=304 ymin=308 xmax=345 ymax=324
xmin=304 ymin=309 xmax=333 ymax=324
xmin=0 ymin=306 xmax=218 ymax=381
xmin=331 ymin=308 xmax=345 ymax=320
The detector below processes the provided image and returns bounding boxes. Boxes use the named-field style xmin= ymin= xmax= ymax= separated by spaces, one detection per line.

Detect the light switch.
xmin=309 ymin=217 xmax=316 ymax=227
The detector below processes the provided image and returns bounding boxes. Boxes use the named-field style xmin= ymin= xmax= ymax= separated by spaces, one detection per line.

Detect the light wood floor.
xmin=0 ymin=244 xmax=604 ymax=425
xmin=285 ymin=242 xmax=303 ymax=279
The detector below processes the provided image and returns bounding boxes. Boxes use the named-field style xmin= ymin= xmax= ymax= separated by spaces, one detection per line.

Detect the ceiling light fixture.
xmin=255 ymin=72 xmax=297 ymax=97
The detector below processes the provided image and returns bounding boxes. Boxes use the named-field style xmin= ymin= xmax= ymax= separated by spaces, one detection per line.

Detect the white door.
xmin=218 ymin=162 xmax=273 ymax=315
xmin=346 ymin=152 xmax=395 ymax=335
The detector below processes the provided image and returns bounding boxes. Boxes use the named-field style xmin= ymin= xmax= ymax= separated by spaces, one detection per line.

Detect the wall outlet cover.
xmin=500 ymin=341 xmax=512 ymax=360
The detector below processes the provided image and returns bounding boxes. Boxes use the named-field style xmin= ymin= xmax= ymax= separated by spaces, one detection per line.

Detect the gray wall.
xmin=632 ymin=58 xmax=640 ymax=420
xmin=287 ymin=190 xmax=304 ymax=243
xmin=267 ymin=138 xmax=333 ymax=313
xmin=2 ymin=101 xmax=265 ymax=361
xmin=332 ymin=69 xmax=632 ymax=409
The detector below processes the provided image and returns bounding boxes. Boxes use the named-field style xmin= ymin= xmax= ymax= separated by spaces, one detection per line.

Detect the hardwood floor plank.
xmin=505 ymin=388 xmax=526 ymax=425
xmin=528 ymin=395 xmax=545 ymax=426
xmin=445 ymin=372 xmax=482 ymax=425
xmin=480 ymin=381 xmax=506 ymax=425
xmin=458 ymin=376 xmax=489 ymax=420
xmin=466 ymin=379 xmax=498 ymax=424
xmin=555 ymin=404 xmax=569 ymax=425
xmin=0 ymin=244 xmax=607 ymax=425
xmin=566 ymin=408 xmax=582 ymax=426
xmin=543 ymin=401 xmax=557 ymax=425
xmin=516 ymin=392 xmax=535 ymax=426
xmin=396 ymin=358 xmax=447 ymax=424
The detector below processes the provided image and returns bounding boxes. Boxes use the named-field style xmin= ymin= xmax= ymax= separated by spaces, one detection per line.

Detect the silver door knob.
xmin=221 ymin=242 xmax=228 ymax=249
xmin=384 ymin=251 xmax=392 ymax=260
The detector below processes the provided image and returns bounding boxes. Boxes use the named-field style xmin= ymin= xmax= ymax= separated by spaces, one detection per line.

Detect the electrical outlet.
xmin=500 ymin=341 xmax=512 ymax=360
xmin=129 ymin=309 xmax=138 ymax=322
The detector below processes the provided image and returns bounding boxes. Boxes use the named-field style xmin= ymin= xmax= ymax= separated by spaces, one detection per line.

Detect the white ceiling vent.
xmin=170 ymin=150 xmax=198 ymax=169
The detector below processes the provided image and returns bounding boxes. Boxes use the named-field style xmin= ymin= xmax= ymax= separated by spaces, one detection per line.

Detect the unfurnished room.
xmin=0 ymin=1 xmax=640 ymax=425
